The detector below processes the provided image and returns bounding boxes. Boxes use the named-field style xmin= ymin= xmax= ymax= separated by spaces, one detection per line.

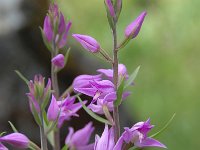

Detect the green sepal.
xmin=41 ymin=89 xmax=51 ymax=111
xmin=61 ymin=145 xmax=69 ymax=150
xmin=31 ymin=102 xmax=42 ymax=126
xmin=43 ymin=111 xmax=49 ymax=126
xmin=114 ymin=77 xmax=125 ymax=106
xmin=44 ymin=121 xmax=55 ymax=147
xmin=104 ymin=1 xmax=115 ymax=30
xmin=8 ymin=121 xmax=18 ymax=133
xmin=124 ymin=66 xmax=140 ymax=89
xmin=150 ymin=113 xmax=176 ymax=138
xmin=114 ymin=0 xmax=122 ymax=21
xmin=64 ymin=48 xmax=71 ymax=67
xmin=15 ymin=70 xmax=29 ymax=85
xmin=77 ymin=96 xmax=112 ymax=125
xmin=39 ymin=27 xmax=52 ymax=52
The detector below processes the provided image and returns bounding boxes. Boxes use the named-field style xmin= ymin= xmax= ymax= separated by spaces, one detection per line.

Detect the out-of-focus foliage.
xmin=59 ymin=0 xmax=200 ymax=149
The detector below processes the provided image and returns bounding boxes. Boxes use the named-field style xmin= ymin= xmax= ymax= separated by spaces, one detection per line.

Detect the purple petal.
xmin=135 ymin=137 xmax=167 ymax=148
xmin=88 ymin=103 xmax=104 ymax=114
xmin=72 ymin=34 xmax=100 ymax=53
xmin=47 ymin=95 xmax=60 ymax=121
xmin=97 ymin=68 xmax=113 ymax=79
xmin=74 ymin=87 xmax=97 ymax=97
xmin=0 ymin=143 xmax=8 ymax=150
xmin=73 ymin=74 xmax=102 ymax=89
xmin=113 ymin=136 xmax=124 ymax=150
xmin=0 ymin=133 xmax=29 ymax=149
xmin=125 ymin=11 xmax=147 ymax=38
xmin=103 ymin=92 xmax=117 ymax=103
xmin=51 ymin=54 xmax=65 ymax=68
xmin=70 ymin=122 xmax=94 ymax=147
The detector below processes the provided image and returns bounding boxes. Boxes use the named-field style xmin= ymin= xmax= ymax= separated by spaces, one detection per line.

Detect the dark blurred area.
xmin=0 ymin=0 xmax=133 ymax=149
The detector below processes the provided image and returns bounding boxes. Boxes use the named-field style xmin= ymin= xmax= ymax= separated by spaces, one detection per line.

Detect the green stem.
xmin=51 ymin=40 xmax=60 ymax=150
xmin=112 ymin=20 xmax=120 ymax=143
xmin=39 ymin=112 xmax=48 ymax=150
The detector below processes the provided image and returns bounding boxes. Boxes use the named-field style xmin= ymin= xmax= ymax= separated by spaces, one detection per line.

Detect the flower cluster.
xmin=0 ymin=1 xmax=170 ymax=150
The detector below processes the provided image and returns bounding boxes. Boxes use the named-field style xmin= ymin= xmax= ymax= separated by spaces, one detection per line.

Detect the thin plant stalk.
xmin=51 ymin=40 xmax=60 ymax=150
xmin=112 ymin=19 xmax=120 ymax=143
xmin=39 ymin=112 xmax=48 ymax=150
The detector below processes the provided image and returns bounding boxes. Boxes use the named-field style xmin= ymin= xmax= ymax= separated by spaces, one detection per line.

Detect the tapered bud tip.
xmin=72 ymin=34 xmax=100 ymax=53
xmin=51 ymin=54 xmax=65 ymax=68
xmin=125 ymin=11 xmax=147 ymax=38
xmin=105 ymin=0 xmax=115 ymax=17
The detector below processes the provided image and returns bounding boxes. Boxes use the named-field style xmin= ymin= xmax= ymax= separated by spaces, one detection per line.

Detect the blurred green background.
xmin=59 ymin=0 xmax=200 ymax=149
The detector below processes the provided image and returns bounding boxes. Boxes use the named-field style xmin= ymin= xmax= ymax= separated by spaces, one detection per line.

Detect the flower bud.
xmin=43 ymin=16 xmax=53 ymax=42
xmin=105 ymin=0 xmax=115 ymax=17
xmin=125 ymin=11 xmax=147 ymax=39
xmin=27 ymin=75 xmax=51 ymax=113
xmin=51 ymin=54 xmax=65 ymax=68
xmin=72 ymin=34 xmax=100 ymax=53
xmin=47 ymin=95 xmax=60 ymax=121
xmin=0 ymin=133 xmax=29 ymax=149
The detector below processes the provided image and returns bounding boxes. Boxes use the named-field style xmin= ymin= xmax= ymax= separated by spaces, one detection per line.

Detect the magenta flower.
xmin=122 ymin=119 xmax=167 ymax=148
xmin=0 ymin=133 xmax=29 ymax=149
xmin=88 ymin=92 xmax=116 ymax=114
xmin=94 ymin=125 xmax=123 ymax=150
xmin=105 ymin=0 xmax=115 ymax=17
xmin=51 ymin=54 xmax=65 ymax=68
xmin=88 ymin=91 xmax=130 ymax=114
xmin=47 ymin=94 xmax=86 ymax=128
xmin=97 ymin=64 xmax=129 ymax=80
xmin=27 ymin=75 xmax=51 ymax=113
xmin=72 ymin=34 xmax=101 ymax=53
xmin=65 ymin=122 xmax=94 ymax=150
xmin=73 ymin=74 xmax=102 ymax=89
xmin=125 ymin=11 xmax=147 ymax=39
xmin=74 ymin=80 xmax=115 ymax=103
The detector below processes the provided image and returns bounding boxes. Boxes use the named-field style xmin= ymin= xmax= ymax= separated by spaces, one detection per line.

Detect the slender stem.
xmin=112 ymin=21 xmax=120 ymax=143
xmin=51 ymin=41 xmax=60 ymax=150
xmin=39 ymin=112 xmax=48 ymax=150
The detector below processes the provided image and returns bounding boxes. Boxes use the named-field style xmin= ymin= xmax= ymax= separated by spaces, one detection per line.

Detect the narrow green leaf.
xmin=114 ymin=77 xmax=125 ymax=106
xmin=0 ymin=132 xmax=6 ymax=137
xmin=43 ymin=111 xmax=49 ymax=126
xmin=15 ymin=70 xmax=29 ymax=85
xmin=61 ymin=145 xmax=69 ymax=150
xmin=124 ymin=66 xmax=140 ymax=89
xmin=150 ymin=113 xmax=176 ymax=138
xmin=8 ymin=121 xmax=18 ymax=133
xmin=77 ymin=96 xmax=112 ymax=125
